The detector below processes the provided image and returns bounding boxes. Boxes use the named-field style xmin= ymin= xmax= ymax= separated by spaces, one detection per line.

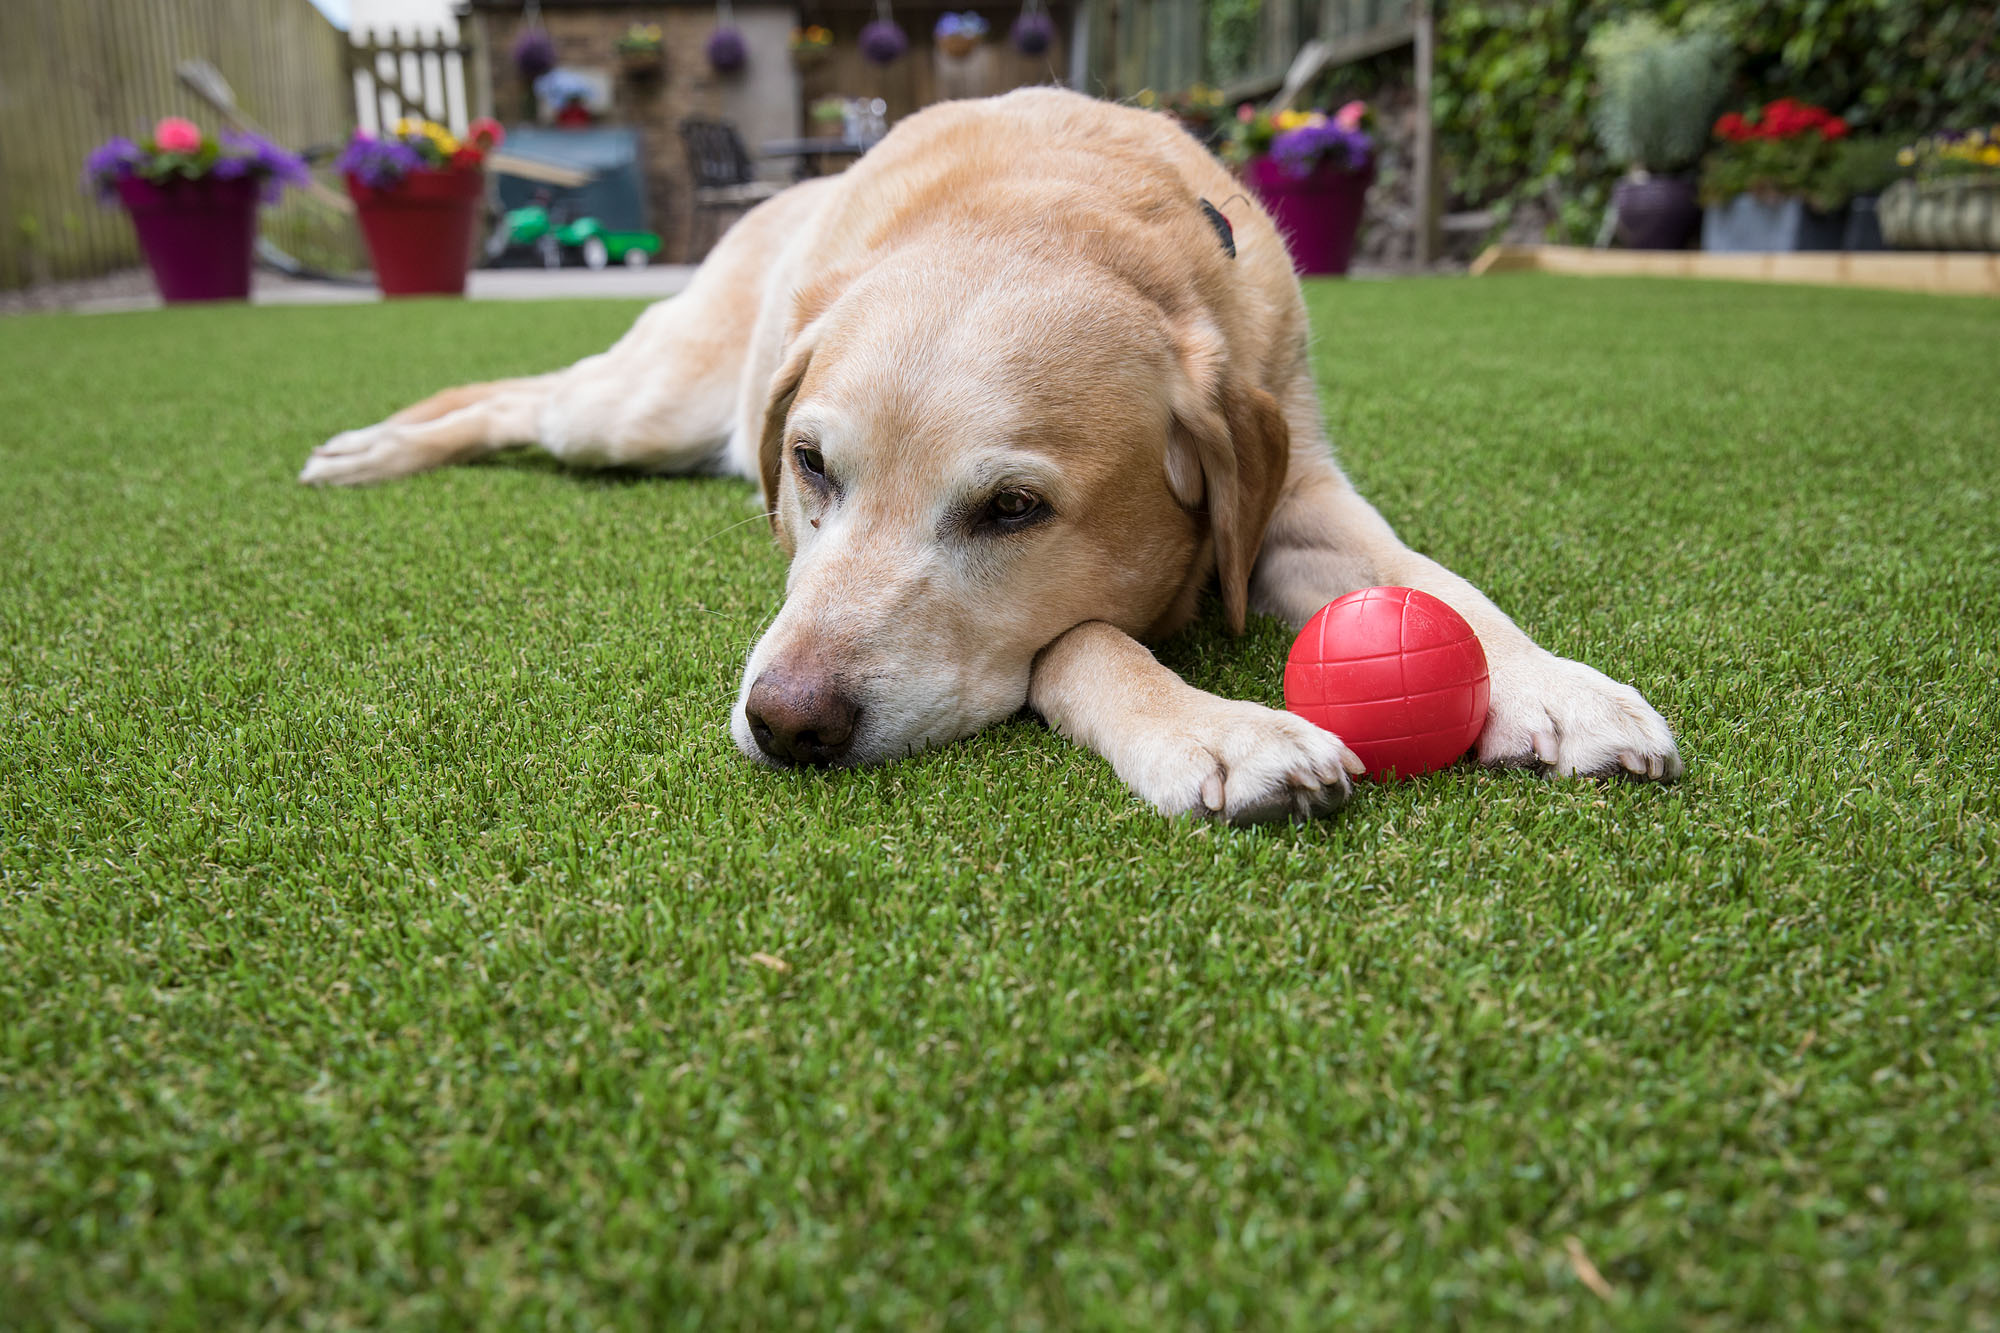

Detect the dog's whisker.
xmin=691 ymin=510 xmax=776 ymax=549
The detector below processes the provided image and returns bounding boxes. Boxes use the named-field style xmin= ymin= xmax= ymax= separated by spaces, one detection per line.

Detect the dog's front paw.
xmin=298 ymin=425 xmax=412 ymax=486
xmin=1479 ymin=652 xmax=1682 ymax=781
xmin=1115 ymin=697 xmax=1363 ymax=825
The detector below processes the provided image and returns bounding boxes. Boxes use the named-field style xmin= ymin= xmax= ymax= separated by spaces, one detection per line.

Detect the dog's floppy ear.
xmin=1165 ymin=321 xmax=1291 ymax=635
xmin=757 ymin=333 xmax=816 ymax=527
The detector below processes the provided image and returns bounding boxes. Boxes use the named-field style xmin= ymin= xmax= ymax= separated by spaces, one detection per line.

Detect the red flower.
xmin=467 ymin=116 xmax=506 ymax=151
xmin=1749 ymin=98 xmax=1840 ymax=141
xmin=450 ymin=146 xmax=484 ymax=170
xmin=1822 ymin=117 xmax=1850 ymax=140
xmin=1715 ymin=111 xmax=1751 ymax=143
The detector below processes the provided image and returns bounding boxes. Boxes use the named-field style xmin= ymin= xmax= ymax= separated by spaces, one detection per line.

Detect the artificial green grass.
xmin=1 ymin=276 xmax=1995 ymax=1330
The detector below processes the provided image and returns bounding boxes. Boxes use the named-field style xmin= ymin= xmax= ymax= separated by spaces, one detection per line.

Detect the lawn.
xmin=1 ymin=276 xmax=1996 ymax=1330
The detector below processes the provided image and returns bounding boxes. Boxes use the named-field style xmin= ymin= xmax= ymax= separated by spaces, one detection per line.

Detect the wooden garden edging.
xmin=1471 ymin=244 xmax=2000 ymax=298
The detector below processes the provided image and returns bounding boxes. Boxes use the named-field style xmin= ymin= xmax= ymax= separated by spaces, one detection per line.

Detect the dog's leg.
xmin=1251 ymin=452 xmax=1683 ymax=781
xmin=299 ymin=374 xmax=565 ymax=485
xmin=1030 ymin=621 xmax=1363 ymax=824
xmin=300 ymin=181 xmax=831 ymax=487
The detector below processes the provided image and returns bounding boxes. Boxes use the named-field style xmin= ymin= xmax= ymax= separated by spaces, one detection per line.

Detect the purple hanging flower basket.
xmin=512 ymin=28 xmax=555 ymax=80
xmin=1011 ymin=11 xmax=1056 ymax=56
xmin=706 ymin=25 xmax=748 ymax=73
xmin=859 ymin=18 xmax=908 ymax=65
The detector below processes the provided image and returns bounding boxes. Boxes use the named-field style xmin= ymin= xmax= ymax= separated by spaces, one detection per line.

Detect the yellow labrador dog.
xmin=301 ymin=88 xmax=1680 ymax=823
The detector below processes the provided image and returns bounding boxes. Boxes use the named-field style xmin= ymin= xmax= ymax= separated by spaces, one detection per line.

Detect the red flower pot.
xmin=115 ymin=175 xmax=259 ymax=303
xmin=1244 ymin=155 xmax=1374 ymax=276
xmin=347 ymin=168 xmax=483 ymax=297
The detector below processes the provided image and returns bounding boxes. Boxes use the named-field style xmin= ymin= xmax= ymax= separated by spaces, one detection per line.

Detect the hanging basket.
xmin=618 ymin=45 xmax=663 ymax=76
xmin=706 ymin=25 xmax=747 ymax=74
xmin=1010 ymin=11 xmax=1055 ymax=56
xmin=513 ymin=27 xmax=555 ymax=80
xmin=859 ymin=17 xmax=908 ymax=65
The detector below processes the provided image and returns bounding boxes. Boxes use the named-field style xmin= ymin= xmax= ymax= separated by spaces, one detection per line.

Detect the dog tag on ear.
xmin=1198 ymin=198 xmax=1235 ymax=259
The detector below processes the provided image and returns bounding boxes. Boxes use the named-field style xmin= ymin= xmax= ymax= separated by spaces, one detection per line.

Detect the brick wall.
xmin=474 ymin=6 xmax=798 ymax=263
xmin=469 ymin=3 xmax=1071 ymax=264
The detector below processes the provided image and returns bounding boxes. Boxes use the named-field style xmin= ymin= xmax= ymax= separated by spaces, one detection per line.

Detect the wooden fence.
xmin=1074 ymin=0 xmax=1437 ymax=259
xmin=1076 ymin=0 xmax=1417 ymax=101
xmin=0 ymin=0 xmax=358 ymax=289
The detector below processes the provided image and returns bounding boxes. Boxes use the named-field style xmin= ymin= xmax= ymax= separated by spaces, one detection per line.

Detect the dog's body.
xmin=303 ymin=89 xmax=1681 ymax=821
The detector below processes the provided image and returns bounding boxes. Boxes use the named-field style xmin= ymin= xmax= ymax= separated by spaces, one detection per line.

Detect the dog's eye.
xmin=982 ymin=488 xmax=1046 ymax=529
xmin=794 ymin=444 xmax=826 ymax=481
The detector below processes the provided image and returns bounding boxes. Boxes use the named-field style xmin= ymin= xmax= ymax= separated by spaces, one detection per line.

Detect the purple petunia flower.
xmin=1270 ymin=122 xmax=1373 ymax=178
xmin=82 ymin=136 xmax=146 ymax=199
xmin=82 ymin=128 xmax=310 ymax=204
xmin=221 ymin=130 xmax=311 ymax=201
xmin=336 ymin=133 xmax=426 ymax=190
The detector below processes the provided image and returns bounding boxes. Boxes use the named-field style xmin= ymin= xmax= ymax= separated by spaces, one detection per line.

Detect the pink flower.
xmin=154 ymin=117 xmax=203 ymax=154
xmin=1237 ymin=102 xmax=1256 ymax=124
xmin=1334 ymin=101 xmax=1366 ymax=131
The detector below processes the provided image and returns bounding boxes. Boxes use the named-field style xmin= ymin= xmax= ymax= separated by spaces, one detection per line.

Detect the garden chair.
xmin=679 ymin=118 xmax=783 ymax=259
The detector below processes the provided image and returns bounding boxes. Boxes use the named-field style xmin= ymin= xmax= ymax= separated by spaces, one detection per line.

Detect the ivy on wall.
xmin=1434 ymin=0 xmax=2000 ymax=241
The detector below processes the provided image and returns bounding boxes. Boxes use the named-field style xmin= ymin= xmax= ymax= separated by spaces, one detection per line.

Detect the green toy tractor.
xmin=486 ymin=202 xmax=663 ymax=270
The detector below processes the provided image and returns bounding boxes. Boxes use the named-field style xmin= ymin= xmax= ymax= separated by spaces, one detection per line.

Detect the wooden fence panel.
xmin=1075 ymin=0 xmax=1417 ymax=103
xmin=0 ymin=0 xmax=356 ymax=289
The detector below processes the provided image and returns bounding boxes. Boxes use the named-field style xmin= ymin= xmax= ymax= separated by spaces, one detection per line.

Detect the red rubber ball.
xmin=1284 ymin=586 xmax=1491 ymax=780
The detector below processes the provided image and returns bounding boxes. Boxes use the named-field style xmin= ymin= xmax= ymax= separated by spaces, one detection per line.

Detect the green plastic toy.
xmin=487 ymin=203 xmax=662 ymax=270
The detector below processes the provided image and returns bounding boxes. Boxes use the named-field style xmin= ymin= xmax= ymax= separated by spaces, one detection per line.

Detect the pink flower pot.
xmin=348 ymin=168 xmax=484 ymax=297
xmin=115 ymin=175 xmax=259 ymax=303
xmin=1244 ymin=155 xmax=1374 ymax=276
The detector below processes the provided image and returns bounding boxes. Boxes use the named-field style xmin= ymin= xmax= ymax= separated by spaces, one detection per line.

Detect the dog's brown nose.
xmin=745 ymin=666 xmax=858 ymax=766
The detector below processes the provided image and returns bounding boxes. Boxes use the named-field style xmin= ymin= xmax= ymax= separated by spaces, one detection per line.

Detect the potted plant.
xmin=1224 ymin=102 xmax=1375 ymax=276
xmin=1880 ymin=126 xmax=2000 ymax=251
xmin=83 ymin=117 xmax=309 ymax=303
xmin=1700 ymin=99 xmax=1852 ymax=251
xmin=1817 ymin=137 xmax=1903 ymax=250
xmin=338 ymin=117 xmax=504 ymax=297
xmin=790 ymin=24 xmax=834 ymax=70
xmin=1587 ymin=16 xmax=1733 ymax=250
xmin=934 ymin=12 xmax=988 ymax=60
xmin=616 ymin=24 xmax=663 ymax=77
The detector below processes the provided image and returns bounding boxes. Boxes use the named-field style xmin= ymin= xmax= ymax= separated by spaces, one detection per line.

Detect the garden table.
xmin=760 ymin=138 xmax=873 ymax=181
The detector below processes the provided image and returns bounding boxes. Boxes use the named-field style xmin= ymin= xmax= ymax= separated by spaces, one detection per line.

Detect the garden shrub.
xmin=1434 ymin=0 xmax=2000 ymax=241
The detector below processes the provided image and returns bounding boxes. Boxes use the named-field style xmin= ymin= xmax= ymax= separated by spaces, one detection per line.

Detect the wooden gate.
xmin=347 ymin=29 xmax=481 ymax=138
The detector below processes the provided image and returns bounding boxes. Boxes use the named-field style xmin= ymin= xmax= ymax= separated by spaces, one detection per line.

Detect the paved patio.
xmin=1 ymin=265 xmax=698 ymax=315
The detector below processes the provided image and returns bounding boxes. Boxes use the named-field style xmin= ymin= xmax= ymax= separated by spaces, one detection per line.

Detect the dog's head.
xmin=730 ymin=246 xmax=1289 ymax=768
